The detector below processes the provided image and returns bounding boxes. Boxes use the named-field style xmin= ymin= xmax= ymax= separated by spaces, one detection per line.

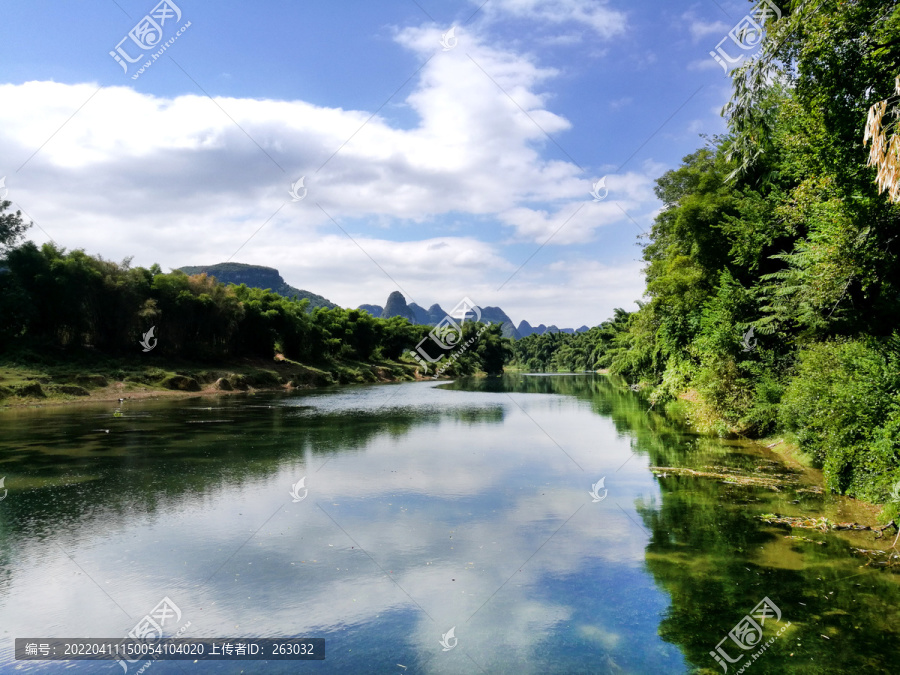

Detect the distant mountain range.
xmin=517 ymin=321 xmax=590 ymax=337
xmin=359 ymin=291 xmax=591 ymax=339
xmin=177 ymin=263 xmax=591 ymax=336
xmin=360 ymin=291 xmax=522 ymax=338
xmin=177 ymin=263 xmax=337 ymax=310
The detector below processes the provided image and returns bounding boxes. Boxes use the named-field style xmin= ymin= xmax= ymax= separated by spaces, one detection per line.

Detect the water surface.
xmin=0 ymin=375 xmax=897 ymax=673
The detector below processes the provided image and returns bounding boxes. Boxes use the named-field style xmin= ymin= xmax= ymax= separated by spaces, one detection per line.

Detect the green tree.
xmin=0 ymin=201 xmax=31 ymax=254
xmin=474 ymin=323 xmax=510 ymax=375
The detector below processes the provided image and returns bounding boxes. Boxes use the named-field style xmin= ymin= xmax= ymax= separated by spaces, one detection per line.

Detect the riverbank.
xmin=651 ymin=385 xmax=900 ymax=530
xmin=0 ymin=348 xmax=422 ymax=409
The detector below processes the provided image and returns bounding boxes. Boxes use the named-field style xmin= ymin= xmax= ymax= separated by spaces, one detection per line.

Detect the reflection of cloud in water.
xmin=579 ymin=623 xmax=622 ymax=650
xmin=0 ymin=379 xmax=673 ymax=672
xmin=286 ymin=382 xmax=508 ymax=424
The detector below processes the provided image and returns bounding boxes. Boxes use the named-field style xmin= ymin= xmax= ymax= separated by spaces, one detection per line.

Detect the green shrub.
xmin=651 ymin=357 xmax=692 ymax=406
xmin=739 ymin=365 xmax=785 ymax=437
xmin=866 ymin=400 xmax=900 ymax=504
xmin=75 ymin=374 xmax=109 ymax=387
xmin=780 ymin=338 xmax=900 ymax=496
xmin=51 ymin=384 xmax=90 ymax=396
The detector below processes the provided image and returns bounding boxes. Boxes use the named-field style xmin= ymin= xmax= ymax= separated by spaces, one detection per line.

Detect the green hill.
xmin=177 ymin=263 xmax=337 ymax=310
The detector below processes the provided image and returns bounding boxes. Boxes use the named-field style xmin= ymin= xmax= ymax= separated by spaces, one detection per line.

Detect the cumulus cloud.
xmin=1 ymin=27 xmax=586 ymax=232
xmin=495 ymin=258 xmax=646 ymax=327
xmin=496 ymin=171 xmax=657 ymax=244
xmin=472 ymin=0 xmax=628 ymax=38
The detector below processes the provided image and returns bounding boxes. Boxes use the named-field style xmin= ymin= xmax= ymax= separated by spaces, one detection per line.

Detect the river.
xmin=0 ymin=374 xmax=897 ymax=673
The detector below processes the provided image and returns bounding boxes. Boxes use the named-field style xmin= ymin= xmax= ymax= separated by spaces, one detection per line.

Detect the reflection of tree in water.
xmin=0 ymin=394 xmax=505 ymax=548
xmin=451 ymin=373 xmax=701 ymax=469
xmin=456 ymin=374 xmax=900 ymax=673
xmin=635 ymin=469 xmax=900 ymax=673
xmin=450 ymin=406 xmax=504 ymax=425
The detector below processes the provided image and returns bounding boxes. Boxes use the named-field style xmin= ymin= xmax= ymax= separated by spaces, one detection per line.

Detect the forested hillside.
xmin=178 ymin=262 xmax=337 ymax=310
xmin=514 ymin=0 xmax=900 ymax=508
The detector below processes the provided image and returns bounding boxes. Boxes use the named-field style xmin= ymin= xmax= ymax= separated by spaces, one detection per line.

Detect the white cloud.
xmin=688 ymin=55 xmax=732 ymax=72
xmin=473 ymin=0 xmax=628 ymax=38
xmin=686 ymin=17 xmax=731 ymax=43
xmin=0 ymin=22 xmax=657 ymax=325
xmin=499 ymin=201 xmax=614 ymax=245
xmin=495 ymin=258 xmax=646 ymax=327
xmin=686 ymin=119 xmax=707 ymax=135
xmin=496 ymin=170 xmax=657 ymax=244
xmin=1 ymin=27 xmax=588 ymax=230
xmin=537 ymin=32 xmax=585 ymax=46
xmin=228 ymin=233 xmax=512 ymax=312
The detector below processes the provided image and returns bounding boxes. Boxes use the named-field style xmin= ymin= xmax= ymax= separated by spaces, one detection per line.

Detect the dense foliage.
xmin=0 ymin=233 xmax=506 ymax=378
xmin=510 ymin=308 xmax=630 ymax=372
xmin=516 ymin=0 xmax=900 ymax=504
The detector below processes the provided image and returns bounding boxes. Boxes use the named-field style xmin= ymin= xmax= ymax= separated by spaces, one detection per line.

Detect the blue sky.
xmin=0 ymin=0 xmax=753 ymax=327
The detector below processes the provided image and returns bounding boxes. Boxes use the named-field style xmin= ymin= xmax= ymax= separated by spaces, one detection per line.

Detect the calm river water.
xmin=0 ymin=374 xmax=897 ymax=674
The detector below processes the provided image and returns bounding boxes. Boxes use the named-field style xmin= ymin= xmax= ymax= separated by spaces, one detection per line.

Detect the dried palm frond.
xmin=864 ymin=77 xmax=900 ymax=203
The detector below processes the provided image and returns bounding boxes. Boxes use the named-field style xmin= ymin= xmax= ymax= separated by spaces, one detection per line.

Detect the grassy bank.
xmin=654 ymin=387 xmax=900 ymax=525
xmin=0 ymin=347 xmax=420 ymax=408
